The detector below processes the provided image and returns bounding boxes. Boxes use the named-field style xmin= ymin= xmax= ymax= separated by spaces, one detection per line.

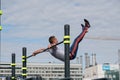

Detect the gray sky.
xmin=0 ymin=0 xmax=120 ymax=65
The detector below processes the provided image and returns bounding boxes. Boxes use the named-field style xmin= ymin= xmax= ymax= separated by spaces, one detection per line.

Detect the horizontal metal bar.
xmin=0 ymin=67 xmax=21 ymax=69
xmin=0 ymin=64 xmax=11 ymax=65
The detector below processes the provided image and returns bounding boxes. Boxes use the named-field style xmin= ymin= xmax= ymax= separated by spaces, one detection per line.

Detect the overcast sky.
xmin=0 ymin=0 xmax=120 ymax=65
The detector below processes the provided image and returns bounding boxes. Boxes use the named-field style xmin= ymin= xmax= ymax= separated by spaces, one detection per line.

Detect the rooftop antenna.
xmin=92 ymin=53 xmax=97 ymax=66
xmin=80 ymin=55 xmax=83 ymax=65
xmin=118 ymin=49 xmax=120 ymax=80
xmin=76 ymin=57 xmax=79 ymax=64
xmin=85 ymin=53 xmax=89 ymax=68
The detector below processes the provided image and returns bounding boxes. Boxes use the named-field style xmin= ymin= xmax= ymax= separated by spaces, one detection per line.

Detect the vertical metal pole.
xmin=22 ymin=47 xmax=27 ymax=79
xmin=0 ymin=0 xmax=3 ymax=64
xmin=11 ymin=53 xmax=16 ymax=80
xmin=64 ymin=24 xmax=70 ymax=78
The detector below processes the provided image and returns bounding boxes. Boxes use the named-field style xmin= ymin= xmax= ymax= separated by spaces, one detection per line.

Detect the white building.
xmin=83 ymin=63 xmax=119 ymax=80
xmin=0 ymin=63 xmax=83 ymax=80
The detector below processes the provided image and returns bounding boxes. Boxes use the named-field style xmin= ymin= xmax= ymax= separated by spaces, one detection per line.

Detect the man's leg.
xmin=69 ymin=19 xmax=90 ymax=60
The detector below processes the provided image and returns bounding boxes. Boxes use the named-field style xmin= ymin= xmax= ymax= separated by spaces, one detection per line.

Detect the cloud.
xmin=1 ymin=0 xmax=120 ymax=64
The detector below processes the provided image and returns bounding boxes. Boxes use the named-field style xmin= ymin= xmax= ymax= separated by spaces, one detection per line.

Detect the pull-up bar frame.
xmin=64 ymin=24 xmax=70 ymax=79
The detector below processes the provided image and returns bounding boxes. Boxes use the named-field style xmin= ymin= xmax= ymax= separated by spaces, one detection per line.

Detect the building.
xmin=0 ymin=63 xmax=83 ymax=80
xmin=83 ymin=63 xmax=119 ymax=80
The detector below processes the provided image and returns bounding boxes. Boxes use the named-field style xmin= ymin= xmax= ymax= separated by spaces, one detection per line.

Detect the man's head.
xmin=49 ymin=36 xmax=58 ymax=44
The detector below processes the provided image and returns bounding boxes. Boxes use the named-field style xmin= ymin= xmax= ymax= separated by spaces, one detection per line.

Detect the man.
xmin=32 ymin=19 xmax=90 ymax=61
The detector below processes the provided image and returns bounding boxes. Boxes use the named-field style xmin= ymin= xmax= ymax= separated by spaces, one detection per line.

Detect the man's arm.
xmin=32 ymin=48 xmax=45 ymax=56
xmin=32 ymin=43 xmax=54 ymax=56
xmin=32 ymin=41 xmax=63 ymax=57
